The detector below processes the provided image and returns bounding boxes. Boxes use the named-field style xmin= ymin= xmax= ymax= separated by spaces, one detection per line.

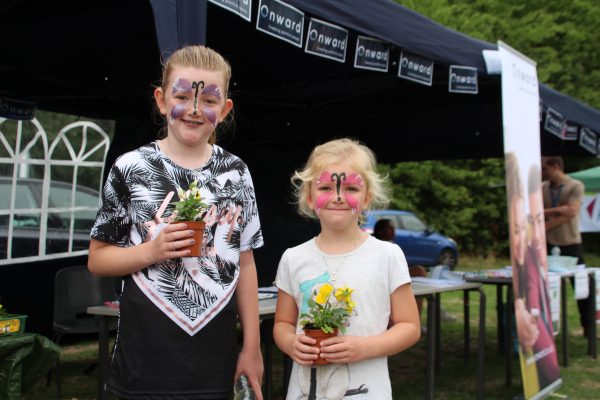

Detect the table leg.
xmin=560 ymin=276 xmax=568 ymax=367
xmin=434 ymin=294 xmax=441 ymax=374
xmin=588 ymin=273 xmax=597 ymax=358
xmin=496 ymin=285 xmax=504 ymax=354
xmin=97 ymin=316 xmax=109 ymax=400
xmin=464 ymin=290 xmax=470 ymax=360
xmin=425 ymin=294 xmax=436 ymax=400
xmin=261 ymin=319 xmax=274 ymax=400
xmin=476 ymin=288 xmax=486 ymax=400
xmin=505 ymin=288 xmax=513 ymax=387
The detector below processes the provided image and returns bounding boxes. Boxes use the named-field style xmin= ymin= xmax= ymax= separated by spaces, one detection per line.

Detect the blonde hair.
xmin=157 ymin=45 xmax=233 ymax=143
xmin=291 ymin=138 xmax=390 ymax=221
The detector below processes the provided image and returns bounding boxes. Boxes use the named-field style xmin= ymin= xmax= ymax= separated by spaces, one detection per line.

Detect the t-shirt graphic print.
xmin=91 ymin=142 xmax=263 ymax=335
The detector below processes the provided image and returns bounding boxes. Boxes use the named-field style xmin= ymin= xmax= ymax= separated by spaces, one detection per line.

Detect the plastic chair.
xmin=50 ymin=265 xmax=119 ymax=398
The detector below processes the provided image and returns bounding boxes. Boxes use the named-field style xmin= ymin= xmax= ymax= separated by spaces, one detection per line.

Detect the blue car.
xmin=361 ymin=210 xmax=459 ymax=269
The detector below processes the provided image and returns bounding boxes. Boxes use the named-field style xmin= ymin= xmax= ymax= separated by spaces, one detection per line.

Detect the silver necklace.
xmin=316 ymin=235 xmax=350 ymax=281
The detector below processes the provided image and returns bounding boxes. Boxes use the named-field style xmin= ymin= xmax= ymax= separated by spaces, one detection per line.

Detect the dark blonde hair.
xmin=157 ymin=45 xmax=233 ymax=143
xmin=291 ymin=138 xmax=390 ymax=221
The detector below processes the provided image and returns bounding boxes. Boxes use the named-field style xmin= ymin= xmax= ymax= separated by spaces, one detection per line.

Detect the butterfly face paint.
xmin=314 ymin=171 xmax=364 ymax=215
xmin=169 ymin=78 xmax=222 ymax=127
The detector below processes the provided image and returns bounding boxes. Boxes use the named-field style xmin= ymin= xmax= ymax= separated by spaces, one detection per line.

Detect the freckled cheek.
xmin=345 ymin=194 xmax=359 ymax=209
xmin=315 ymin=194 xmax=332 ymax=210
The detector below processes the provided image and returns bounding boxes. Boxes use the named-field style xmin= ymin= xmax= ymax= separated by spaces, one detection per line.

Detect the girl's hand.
xmin=319 ymin=335 xmax=369 ymax=364
xmin=151 ymin=222 xmax=195 ymax=261
xmin=290 ymin=334 xmax=320 ymax=365
xmin=235 ymin=347 xmax=264 ymax=400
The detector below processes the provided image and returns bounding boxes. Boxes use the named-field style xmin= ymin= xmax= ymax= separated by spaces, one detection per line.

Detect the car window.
xmin=49 ymin=185 xmax=99 ymax=231
xmin=0 ymin=182 xmax=41 ymax=227
xmin=399 ymin=214 xmax=427 ymax=232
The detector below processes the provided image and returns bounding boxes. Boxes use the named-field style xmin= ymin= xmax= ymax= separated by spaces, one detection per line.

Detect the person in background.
xmin=274 ymin=138 xmax=420 ymax=399
xmin=373 ymin=218 xmax=427 ymax=317
xmin=88 ymin=45 xmax=264 ymax=399
xmin=541 ymin=156 xmax=589 ymax=338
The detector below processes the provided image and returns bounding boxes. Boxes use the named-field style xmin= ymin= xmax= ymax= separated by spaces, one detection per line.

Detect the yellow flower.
xmin=345 ymin=299 xmax=356 ymax=313
xmin=334 ymin=287 xmax=353 ymax=302
xmin=315 ymin=283 xmax=334 ymax=305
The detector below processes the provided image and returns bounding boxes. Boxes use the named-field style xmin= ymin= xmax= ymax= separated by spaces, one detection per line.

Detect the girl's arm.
xmin=273 ymin=290 xmax=320 ymax=365
xmin=87 ymin=223 xmax=195 ymax=276
xmin=320 ymin=283 xmax=421 ymax=364
xmin=234 ymin=250 xmax=264 ymax=400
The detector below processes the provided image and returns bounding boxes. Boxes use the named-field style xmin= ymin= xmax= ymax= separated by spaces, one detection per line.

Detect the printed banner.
xmin=305 ymin=18 xmax=348 ymax=63
xmin=208 ymin=0 xmax=252 ymax=21
xmin=354 ymin=36 xmax=389 ymax=72
xmin=398 ymin=50 xmax=433 ymax=86
xmin=562 ymin=122 xmax=579 ymax=141
xmin=579 ymin=194 xmax=600 ymax=232
xmin=579 ymin=127 xmax=597 ymax=155
xmin=548 ymin=274 xmax=561 ymax=335
xmin=544 ymin=107 xmax=565 ymax=138
xmin=499 ymin=41 xmax=562 ymax=400
xmin=448 ymin=65 xmax=478 ymax=94
xmin=0 ymin=96 xmax=36 ymax=120
xmin=256 ymin=0 xmax=304 ymax=48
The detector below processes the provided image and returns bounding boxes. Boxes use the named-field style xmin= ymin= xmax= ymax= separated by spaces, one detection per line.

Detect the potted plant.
xmin=300 ymin=283 xmax=355 ymax=365
xmin=171 ymin=180 xmax=209 ymax=257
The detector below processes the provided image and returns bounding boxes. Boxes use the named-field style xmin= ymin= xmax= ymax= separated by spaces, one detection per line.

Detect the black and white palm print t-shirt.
xmin=91 ymin=142 xmax=263 ymax=336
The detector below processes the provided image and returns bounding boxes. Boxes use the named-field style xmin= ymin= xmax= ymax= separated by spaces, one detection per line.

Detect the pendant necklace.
xmin=316 ymin=234 xmax=350 ymax=281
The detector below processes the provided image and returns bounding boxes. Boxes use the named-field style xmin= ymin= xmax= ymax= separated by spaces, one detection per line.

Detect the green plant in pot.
xmin=300 ymin=283 xmax=355 ymax=365
xmin=171 ymin=180 xmax=209 ymax=256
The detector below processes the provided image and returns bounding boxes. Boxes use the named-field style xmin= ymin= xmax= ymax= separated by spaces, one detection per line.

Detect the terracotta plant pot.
xmin=303 ymin=327 xmax=338 ymax=365
xmin=175 ymin=220 xmax=205 ymax=257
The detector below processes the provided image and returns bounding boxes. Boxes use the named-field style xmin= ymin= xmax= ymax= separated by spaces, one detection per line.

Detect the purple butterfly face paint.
xmin=314 ymin=171 xmax=364 ymax=215
xmin=169 ymin=78 xmax=223 ymax=127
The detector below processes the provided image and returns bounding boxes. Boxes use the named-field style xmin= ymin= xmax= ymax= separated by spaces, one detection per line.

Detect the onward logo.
xmin=260 ymin=5 xmax=302 ymax=34
xmin=400 ymin=57 xmax=432 ymax=75
xmin=579 ymin=127 xmax=597 ymax=154
xmin=256 ymin=0 xmax=304 ymax=47
xmin=512 ymin=62 xmax=537 ymax=87
xmin=0 ymin=97 xmax=35 ymax=120
xmin=308 ymin=29 xmax=346 ymax=50
xmin=398 ymin=51 xmax=434 ymax=86
xmin=357 ymin=46 xmax=388 ymax=61
xmin=544 ymin=108 xmax=564 ymax=138
xmin=449 ymin=66 xmax=478 ymax=94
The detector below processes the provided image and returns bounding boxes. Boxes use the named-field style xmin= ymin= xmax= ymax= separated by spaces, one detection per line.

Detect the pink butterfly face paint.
xmin=169 ymin=78 xmax=222 ymax=127
xmin=314 ymin=171 xmax=364 ymax=215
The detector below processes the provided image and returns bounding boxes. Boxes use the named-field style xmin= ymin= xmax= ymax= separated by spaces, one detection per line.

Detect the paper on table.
xmin=258 ymin=286 xmax=278 ymax=293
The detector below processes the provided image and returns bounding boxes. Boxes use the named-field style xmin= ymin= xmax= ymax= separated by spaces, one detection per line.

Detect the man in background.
xmin=541 ymin=156 xmax=589 ymax=337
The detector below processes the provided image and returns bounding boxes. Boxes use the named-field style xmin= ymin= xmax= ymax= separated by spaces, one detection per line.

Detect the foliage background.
xmin=382 ymin=0 xmax=600 ymax=259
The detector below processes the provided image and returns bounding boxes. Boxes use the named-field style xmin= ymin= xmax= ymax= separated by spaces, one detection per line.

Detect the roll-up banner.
xmin=499 ymin=40 xmax=562 ymax=400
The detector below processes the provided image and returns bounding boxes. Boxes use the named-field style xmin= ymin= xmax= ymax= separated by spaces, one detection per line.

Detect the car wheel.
xmin=437 ymin=248 xmax=458 ymax=270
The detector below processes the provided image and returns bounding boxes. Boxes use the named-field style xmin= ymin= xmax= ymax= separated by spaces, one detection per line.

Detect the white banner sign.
xmin=548 ymin=273 xmax=561 ymax=336
xmin=499 ymin=41 xmax=562 ymax=399
xmin=580 ymin=194 xmax=600 ymax=232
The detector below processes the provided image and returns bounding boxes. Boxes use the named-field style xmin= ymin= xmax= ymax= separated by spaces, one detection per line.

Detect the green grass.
xmin=23 ymin=254 xmax=600 ymax=400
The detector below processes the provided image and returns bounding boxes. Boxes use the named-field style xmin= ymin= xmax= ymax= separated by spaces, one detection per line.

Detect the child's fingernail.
xmin=190 ymin=239 xmax=195 ymax=244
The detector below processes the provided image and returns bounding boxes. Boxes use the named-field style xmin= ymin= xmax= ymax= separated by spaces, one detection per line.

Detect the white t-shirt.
xmin=275 ymin=235 xmax=411 ymax=400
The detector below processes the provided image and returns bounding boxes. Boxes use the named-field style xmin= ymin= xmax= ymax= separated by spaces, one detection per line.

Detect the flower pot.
xmin=175 ymin=220 xmax=205 ymax=257
xmin=303 ymin=328 xmax=338 ymax=365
